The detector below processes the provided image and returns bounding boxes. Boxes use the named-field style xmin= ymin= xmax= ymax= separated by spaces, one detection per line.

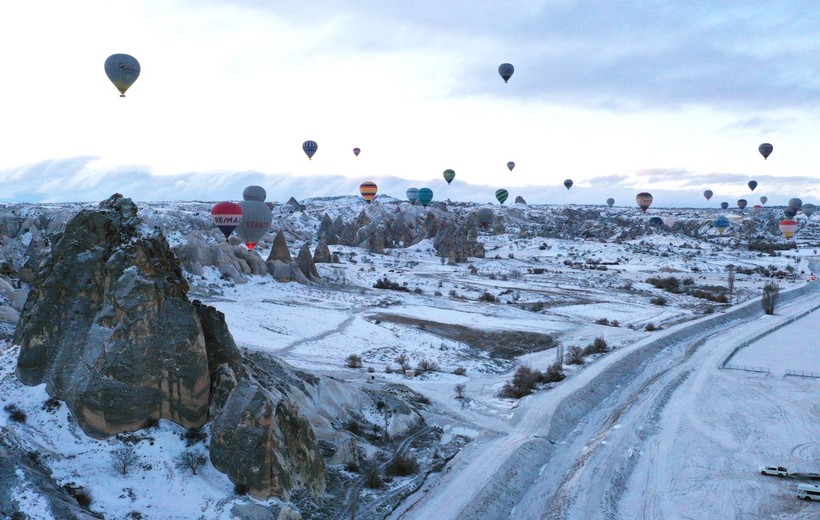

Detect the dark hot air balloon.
xmin=703 ymin=190 xmax=713 ymax=201
xmin=496 ymin=189 xmax=509 ymax=205
xmin=498 ymin=63 xmax=514 ymax=83
xmin=606 ymin=198 xmax=615 ymax=207
xmin=211 ymin=202 xmax=243 ymax=239
xmin=563 ymin=179 xmax=573 ymax=190
xmin=720 ymin=202 xmax=729 ymax=210
xmin=802 ymin=203 xmax=816 ymax=217
xmin=788 ymin=198 xmax=803 ymax=212
xmin=649 ymin=216 xmax=663 ymax=227
xmin=737 ymin=199 xmax=747 ymax=210
xmin=506 ymin=161 xmax=515 ymax=171
xmin=353 ymin=147 xmax=361 ymax=156
xmin=302 ymin=140 xmax=318 ymax=160
xmin=748 ymin=180 xmax=758 ymax=191
xmin=359 ymin=181 xmax=378 ymax=203
xmin=476 ymin=208 xmax=494 ymax=229
xmin=635 ymin=192 xmax=653 ymax=213
xmin=417 ymin=187 xmax=434 ymax=207
xmin=758 ymin=143 xmax=773 ymax=160
xmin=406 ymin=187 xmax=419 ymax=204
xmin=760 ymin=196 xmax=768 ymax=205
xmin=104 ymin=54 xmax=140 ymax=97
xmin=443 ymin=169 xmax=455 ymax=184
xmin=784 ymin=209 xmax=797 ymax=219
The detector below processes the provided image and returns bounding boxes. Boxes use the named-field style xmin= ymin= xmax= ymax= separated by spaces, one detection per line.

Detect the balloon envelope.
xmin=302 ymin=140 xmax=318 ymax=159
xmin=443 ymin=169 xmax=455 ymax=184
xmin=788 ymin=198 xmax=803 ymax=212
xmin=779 ymin=219 xmax=797 ymax=238
xmin=758 ymin=143 xmax=773 ymax=160
xmin=211 ymin=202 xmax=243 ymax=239
xmin=662 ymin=216 xmax=676 ymax=228
xmin=760 ymin=196 xmax=768 ymax=205
xmin=737 ymin=199 xmax=747 ymax=210
xmin=476 ymin=208 xmax=494 ymax=229
xmin=406 ymin=187 xmax=419 ymax=203
xmin=784 ymin=209 xmax=797 ymax=219
xmin=606 ymin=198 xmax=615 ymax=207
xmin=353 ymin=147 xmax=360 ymax=156
xmin=495 ymin=189 xmax=509 ymax=205
xmin=753 ymin=205 xmax=763 ymax=214
xmin=720 ymin=202 xmax=729 ymax=210
xmin=104 ymin=54 xmax=140 ymax=97
xmin=563 ymin=179 xmax=573 ymax=190
xmin=417 ymin=187 xmax=434 ymax=207
xmin=714 ymin=215 xmax=730 ymax=234
xmin=703 ymin=190 xmax=713 ymax=201
xmin=802 ymin=203 xmax=816 ymax=217
xmin=649 ymin=217 xmax=664 ymax=227
xmin=506 ymin=161 xmax=515 ymax=171
xmin=635 ymin=192 xmax=653 ymax=212
xmin=498 ymin=63 xmax=514 ymax=83
xmin=242 ymin=185 xmax=266 ymax=202
xmin=359 ymin=181 xmax=378 ymax=203
xmin=236 ymin=201 xmax=272 ymax=250
xmin=748 ymin=180 xmax=758 ymax=191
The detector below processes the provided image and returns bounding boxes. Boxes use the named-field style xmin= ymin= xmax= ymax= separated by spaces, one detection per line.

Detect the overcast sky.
xmin=1 ymin=1 xmax=818 ymax=207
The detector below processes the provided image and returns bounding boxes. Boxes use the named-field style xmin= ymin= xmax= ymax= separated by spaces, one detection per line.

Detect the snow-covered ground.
xmin=1 ymin=199 xmax=818 ymax=519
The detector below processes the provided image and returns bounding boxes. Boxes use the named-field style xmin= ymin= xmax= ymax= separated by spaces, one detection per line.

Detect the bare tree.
xmin=111 ymin=446 xmax=138 ymax=476
xmin=176 ymin=450 xmax=208 ymax=475
xmin=761 ymin=282 xmax=780 ymax=315
xmin=454 ymin=383 xmax=466 ymax=400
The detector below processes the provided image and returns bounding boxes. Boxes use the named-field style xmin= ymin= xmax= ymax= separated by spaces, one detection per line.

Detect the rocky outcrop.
xmin=313 ymin=239 xmax=332 ymax=263
xmin=14 ymin=194 xmax=210 ymax=438
xmin=267 ymin=230 xmax=292 ymax=264
xmin=296 ymin=243 xmax=321 ymax=282
xmin=514 ymin=195 xmax=527 ymax=205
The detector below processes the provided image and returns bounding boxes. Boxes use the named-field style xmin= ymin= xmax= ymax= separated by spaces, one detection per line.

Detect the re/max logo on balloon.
xmin=212 ymin=216 xmax=241 ymax=224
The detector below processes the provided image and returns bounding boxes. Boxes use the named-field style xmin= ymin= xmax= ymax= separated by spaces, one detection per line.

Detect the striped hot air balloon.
xmin=417 ymin=187 xmax=434 ymax=207
xmin=302 ymin=140 xmax=318 ymax=160
xmin=635 ymin=192 xmax=653 ymax=213
xmin=210 ymin=202 xmax=243 ymax=239
xmin=359 ymin=181 xmax=378 ymax=203
xmin=406 ymin=187 xmax=419 ymax=204
xmin=779 ymin=219 xmax=797 ymax=238
xmin=496 ymin=189 xmax=509 ymax=205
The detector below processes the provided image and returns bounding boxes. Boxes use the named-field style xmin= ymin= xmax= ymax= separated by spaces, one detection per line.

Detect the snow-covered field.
xmin=1 ymin=199 xmax=818 ymax=519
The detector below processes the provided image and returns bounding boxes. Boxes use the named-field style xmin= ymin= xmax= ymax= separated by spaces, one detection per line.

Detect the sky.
xmin=1 ymin=0 xmax=819 ymax=207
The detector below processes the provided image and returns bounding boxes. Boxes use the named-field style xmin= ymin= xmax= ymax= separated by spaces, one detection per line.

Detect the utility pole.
xmin=727 ymin=265 xmax=735 ymax=304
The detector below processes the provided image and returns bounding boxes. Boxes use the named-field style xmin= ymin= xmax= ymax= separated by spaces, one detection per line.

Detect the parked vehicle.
xmin=759 ymin=465 xmax=788 ymax=477
xmin=797 ymin=484 xmax=820 ymax=501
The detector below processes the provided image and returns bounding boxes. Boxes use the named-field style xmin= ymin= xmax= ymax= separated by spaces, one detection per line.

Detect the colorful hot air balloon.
xmin=703 ymin=190 xmax=713 ymax=201
xmin=495 ymin=189 xmax=509 ymax=205
xmin=443 ymin=169 xmax=455 ymax=184
xmin=359 ymin=181 xmax=378 ymax=203
xmin=406 ymin=187 xmax=419 ymax=204
xmin=302 ymin=140 xmax=318 ymax=160
xmin=498 ymin=63 xmax=514 ymax=83
xmin=476 ymin=208 xmax=494 ymax=229
xmin=563 ymin=179 xmax=573 ymax=190
xmin=506 ymin=161 xmax=515 ymax=171
xmin=714 ymin=215 xmax=730 ymax=234
xmin=788 ymin=198 xmax=803 ymax=212
xmin=760 ymin=196 xmax=768 ymax=205
xmin=748 ymin=180 xmax=758 ymax=191
xmin=784 ymin=209 xmax=797 ymax=219
xmin=104 ymin=54 xmax=140 ymax=97
xmin=606 ymin=198 xmax=615 ymax=207
xmin=417 ymin=187 xmax=434 ymax=207
xmin=758 ymin=143 xmax=773 ymax=160
xmin=737 ymin=199 xmax=748 ymax=210
xmin=211 ymin=202 xmax=243 ymax=239
xmin=635 ymin=192 xmax=653 ymax=213
xmin=720 ymin=202 xmax=729 ymax=210
xmin=779 ymin=219 xmax=798 ymax=238
xmin=353 ymin=147 xmax=361 ymax=157
xmin=236 ymin=200 xmax=272 ymax=250
xmin=662 ymin=216 xmax=676 ymax=228
xmin=802 ymin=203 xmax=817 ymax=217
xmin=753 ymin=204 xmax=763 ymax=214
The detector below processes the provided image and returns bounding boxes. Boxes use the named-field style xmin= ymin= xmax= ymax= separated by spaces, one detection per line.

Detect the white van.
xmin=797 ymin=483 xmax=820 ymax=501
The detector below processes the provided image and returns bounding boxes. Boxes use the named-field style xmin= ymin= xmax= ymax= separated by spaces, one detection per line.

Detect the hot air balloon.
xmin=406 ymin=187 xmax=419 ymax=204
xmin=211 ymin=202 xmax=243 ymax=239
xmin=353 ymin=147 xmax=361 ymax=157
xmin=720 ymin=202 xmax=729 ymax=210
xmin=417 ymin=187 xmax=434 ymax=207
xmin=302 ymin=140 xmax=318 ymax=160
xmin=737 ymin=199 xmax=748 ymax=210
xmin=748 ymin=180 xmax=758 ymax=191
xmin=649 ymin=217 xmax=664 ymax=228
xmin=506 ymin=161 xmax=515 ymax=172
xmin=788 ymin=198 xmax=803 ymax=212
xmin=784 ymin=209 xmax=797 ymax=219
xmin=662 ymin=216 xmax=676 ymax=228
xmin=495 ymin=189 xmax=509 ymax=205
xmin=760 ymin=196 xmax=768 ymax=205
xmin=243 ymin=185 xmax=267 ymax=202
xmin=758 ymin=143 xmax=773 ymax=160
xmin=104 ymin=54 xmax=140 ymax=97
xmin=753 ymin=205 xmax=763 ymax=214
xmin=359 ymin=181 xmax=378 ymax=203
xmin=443 ymin=169 xmax=456 ymax=184
xmin=476 ymin=208 xmax=494 ymax=229
xmin=802 ymin=203 xmax=816 ymax=217
xmin=703 ymin=190 xmax=713 ymax=201
xmin=635 ymin=192 xmax=653 ymax=213
xmin=563 ymin=179 xmax=573 ymax=190
xmin=236 ymin=201 xmax=272 ymax=250
xmin=606 ymin=198 xmax=615 ymax=207
xmin=779 ymin=219 xmax=798 ymax=238
xmin=714 ymin=215 xmax=730 ymax=234
xmin=498 ymin=63 xmax=514 ymax=83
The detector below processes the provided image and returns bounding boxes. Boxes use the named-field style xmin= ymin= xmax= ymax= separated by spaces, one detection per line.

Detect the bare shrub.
xmin=363 ymin=463 xmax=383 ymax=489
xmin=565 ymin=346 xmax=585 ymax=365
xmin=454 ymin=383 xmax=466 ymax=399
xmin=3 ymin=404 xmax=27 ymax=423
xmin=761 ymin=282 xmax=780 ymax=315
xmin=452 ymin=366 xmax=467 ymax=376
xmin=582 ymin=337 xmax=608 ymax=356
xmin=650 ymin=296 xmax=667 ymax=306
xmin=416 ymin=359 xmax=439 ymax=374
xmin=386 ymin=454 xmax=420 ymax=477
xmin=500 ymin=366 xmax=541 ymax=398
xmin=346 ymin=354 xmax=363 ymax=369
